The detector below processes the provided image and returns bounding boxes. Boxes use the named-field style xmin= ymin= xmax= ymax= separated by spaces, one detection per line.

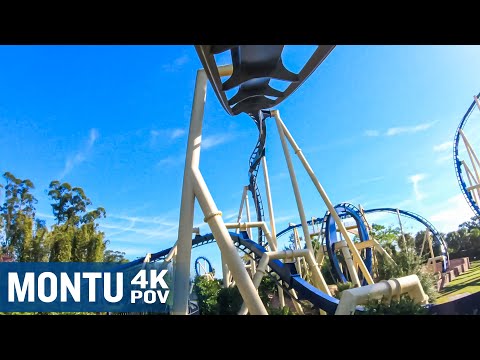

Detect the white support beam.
xmin=173 ymin=65 xmax=267 ymax=315
xmin=192 ymin=168 xmax=267 ymax=315
xmin=273 ymin=110 xmax=373 ymax=286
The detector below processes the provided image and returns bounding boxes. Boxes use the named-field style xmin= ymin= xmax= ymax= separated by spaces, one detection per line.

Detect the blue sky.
xmin=1 ymin=45 xmax=479 ymax=276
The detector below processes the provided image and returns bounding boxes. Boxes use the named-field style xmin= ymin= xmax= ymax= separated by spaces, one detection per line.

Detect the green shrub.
xmin=193 ymin=275 xmax=222 ymax=315
xmin=320 ymin=258 xmax=336 ymax=285
xmin=217 ymin=287 xmax=243 ymax=315
xmin=268 ymin=306 xmax=293 ymax=315
xmin=258 ymin=275 xmax=277 ymax=306
xmin=357 ymin=294 xmax=429 ymax=315
xmin=334 ymin=281 xmax=354 ymax=299
xmin=193 ymin=274 xmax=295 ymax=315
xmin=376 ymin=248 xmax=438 ymax=302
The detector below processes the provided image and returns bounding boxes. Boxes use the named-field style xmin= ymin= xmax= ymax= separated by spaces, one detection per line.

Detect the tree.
xmin=82 ymin=207 xmax=106 ymax=224
xmin=375 ymin=240 xmax=438 ymax=301
xmin=0 ymin=172 xmax=37 ymax=258
xmin=442 ymin=216 xmax=480 ymax=258
xmin=47 ymin=181 xmax=107 ymax=262
xmin=193 ymin=275 xmax=222 ymax=315
xmin=48 ymin=181 xmax=92 ymax=226
xmin=0 ymin=184 xmax=3 ymax=248
xmin=369 ymin=224 xmax=400 ymax=254
xmin=30 ymin=220 xmax=50 ymax=262
xmin=17 ymin=213 xmax=33 ymax=262
xmin=458 ymin=216 xmax=480 ymax=232
xmin=397 ymin=233 xmax=415 ymax=252
xmin=217 ymin=287 xmax=243 ymax=315
xmin=0 ymin=171 xmax=125 ymax=265
xmin=414 ymin=231 xmax=427 ymax=255
xmin=414 ymin=230 xmax=442 ymax=258
xmin=49 ymin=224 xmax=74 ymax=262
xmin=104 ymin=250 xmax=129 ymax=263
xmin=468 ymin=228 xmax=480 ymax=250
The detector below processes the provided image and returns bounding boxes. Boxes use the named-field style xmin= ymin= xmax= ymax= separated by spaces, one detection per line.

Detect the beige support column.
xmin=173 ymin=65 xmax=235 ymax=314
xmin=460 ymin=129 xmax=480 ymax=185
xmin=420 ymin=228 xmax=429 ymax=257
xmin=396 ymin=209 xmax=407 ymax=250
xmin=273 ymin=112 xmax=315 ymax=255
xmin=244 ymin=190 xmax=253 ymax=239
xmin=235 ymin=186 xmax=248 ymax=233
xmin=273 ymin=110 xmax=373 ymax=285
xmin=172 ymin=69 xmax=208 ymax=314
xmin=221 ymin=252 xmax=231 ymax=288
xmin=193 ymin=168 xmax=267 ymax=315
xmin=289 ymin=289 xmax=305 ymax=315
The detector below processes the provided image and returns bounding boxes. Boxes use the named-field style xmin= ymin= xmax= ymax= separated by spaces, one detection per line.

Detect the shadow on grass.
xmin=439 ymin=279 xmax=480 ymax=297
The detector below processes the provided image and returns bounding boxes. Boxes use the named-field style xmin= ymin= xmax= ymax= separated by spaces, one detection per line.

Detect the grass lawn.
xmin=435 ymin=260 xmax=480 ymax=304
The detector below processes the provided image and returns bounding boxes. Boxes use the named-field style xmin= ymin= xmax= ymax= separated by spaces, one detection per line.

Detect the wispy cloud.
xmin=155 ymin=130 xmax=232 ymax=169
xmin=162 ymin=54 xmax=190 ymax=72
xmin=429 ymin=194 xmax=473 ymax=233
xmin=386 ymin=122 xmax=434 ymax=136
xmin=97 ymin=209 xmax=240 ymax=259
xmin=59 ymin=128 xmax=99 ymax=179
xmin=436 ymin=154 xmax=452 ymax=164
xmin=433 ymin=141 xmax=452 ymax=152
xmin=364 ymin=122 xmax=435 ymax=138
xmin=271 ymin=172 xmax=289 ymax=182
xmin=356 ymin=176 xmax=385 ymax=186
xmin=203 ymin=134 xmax=233 ymax=150
xmin=150 ymin=128 xmax=186 ymax=145
xmin=364 ymin=130 xmax=380 ymax=137
xmin=157 ymin=154 xmax=185 ymax=168
xmin=408 ymin=173 xmax=427 ymax=201
xmin=391 ymin=198 xmax=414 ymax=209
xmin=434 ymin=140 xmax=454 ymax=163
xmin=100 ymin=213 xmax=179 ymax=243
xmin=274 ymin=214 xmax=298 ymax=224
xmin=364 ymin=211 xmax=390 ymax=224
xmin=109 ymin=214 xmax=178 ymax=226
xmin=170 ymin=128 xmax=186 ymax=140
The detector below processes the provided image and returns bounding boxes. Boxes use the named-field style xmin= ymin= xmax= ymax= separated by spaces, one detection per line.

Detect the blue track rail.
xmin=247 ymin=113 xmax=269 ymax=246
xmin=275 ymin=205 xmax=449 ymax=278
xmin=453 ymin=91 xmax=480 ymax=218
xmin=322 ymin=203 xmax=373 ymax=284
xmin=119 ymin=231 xmax=340 ymax=314
xmin=363 ymin=208 xmax=448 ymax=272
xmin=194 ymin=256 xmax=213 ymax=276
xmin=276 ymin=217 xmax=323 ymax=239
xmin=115 ymin=206 xmax=450 ymax=314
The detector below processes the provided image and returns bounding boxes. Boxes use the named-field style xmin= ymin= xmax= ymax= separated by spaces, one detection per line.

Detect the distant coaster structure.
xmin=276 ymin=204 xmax=448 ymax=286
xmin=454 ymin=91 xmax=480 ymax=217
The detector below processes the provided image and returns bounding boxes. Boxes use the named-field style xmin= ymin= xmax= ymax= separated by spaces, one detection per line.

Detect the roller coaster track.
xmin=194 ymin=45 xmax=335 ymax=121
xmin=114 ymin=204 xmax=457 ymax=315
xmin=247 ymin=114 xmax=268 ymax=246
xmin=276 ymin=218 xmax=323 ymax=239
xmin=119 ymin=231 xmax=340 ymax=314
xmin=453 ymin=91 xmax=480 ymax=218
xmin=195 ymin=46 xmax=334 ymax=248
xmin=363 ymin=207 xmax=448 ymax=271
xmin=321 ymin=203 xmax=373 ymax=283
xmin=194 ymin=256 xmax=213 ymax=276
xmin=274 ymin=204 xmax=448 ymax=279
